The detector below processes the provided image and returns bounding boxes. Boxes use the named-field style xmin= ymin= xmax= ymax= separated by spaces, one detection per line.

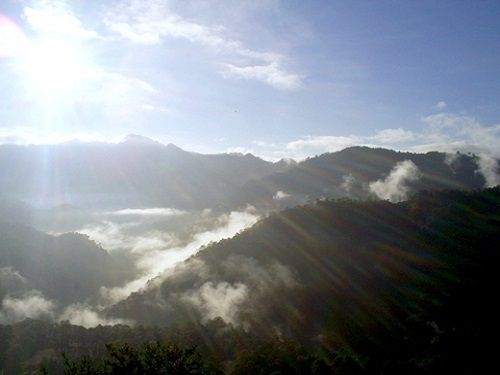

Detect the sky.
xmin=0 ymin=0 xmax=499 ymax=160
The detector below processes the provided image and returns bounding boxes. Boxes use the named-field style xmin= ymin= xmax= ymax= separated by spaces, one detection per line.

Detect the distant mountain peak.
xmin=165 ymin=143 xmax=185 ymax=152
xmin=122 ymin=134 xmax=160 ymax=145
xmin=276 ymin=158 xmax=297 ymax=166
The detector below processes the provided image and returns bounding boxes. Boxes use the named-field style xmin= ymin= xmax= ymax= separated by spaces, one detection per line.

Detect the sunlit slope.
xmin=111 ymin=187 xmax=500 ymax=351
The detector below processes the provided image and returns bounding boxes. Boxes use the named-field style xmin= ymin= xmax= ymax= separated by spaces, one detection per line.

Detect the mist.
xmin=369 ymin=160 xmax=421 ymax=202
xmin=477 ymin=154 xmax=500 ymax=187
xmin=0 ymin=202 xmax=260 ymax=327
xmin=83 ymin=207 xmax=260 ymax=308
xmin=0 ymin=290 xmax=55 ymax=324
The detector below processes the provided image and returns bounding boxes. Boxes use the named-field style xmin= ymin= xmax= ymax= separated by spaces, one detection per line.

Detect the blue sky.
xmin=0 ymin=0 xmax=499 ymax=160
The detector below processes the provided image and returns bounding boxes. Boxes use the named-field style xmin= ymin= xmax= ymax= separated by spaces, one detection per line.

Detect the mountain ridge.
xmin=0 ymin=141 xmax=495 ymax=211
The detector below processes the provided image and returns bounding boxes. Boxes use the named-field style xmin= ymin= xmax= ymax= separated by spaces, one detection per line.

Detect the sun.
xmin=21 ymin=38 xmax=92 ymax=97
xmin=1 ymin=15 xmax=94 ymax=98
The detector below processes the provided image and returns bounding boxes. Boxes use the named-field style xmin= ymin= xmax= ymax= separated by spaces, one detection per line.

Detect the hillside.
xmin=0 ymin=223 xmax=132 ymax=306
xmin=0 ymin=188 xmax=499 ymax=373
xmin=230 ymin=147 xmax=488 ymax=207
xmin=109 ymin=187 xmax=500 ymax=361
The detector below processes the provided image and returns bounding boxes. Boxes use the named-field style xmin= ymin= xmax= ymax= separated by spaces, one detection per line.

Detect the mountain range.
xmin=0 ymin=138 xmax=494 ymax=212
xmin=0 ymin=135 xmax=291 ymax=210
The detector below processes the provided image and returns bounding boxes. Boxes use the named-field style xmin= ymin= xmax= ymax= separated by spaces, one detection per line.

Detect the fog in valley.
xmin=1 ymin=201 xmax=260 ymax=327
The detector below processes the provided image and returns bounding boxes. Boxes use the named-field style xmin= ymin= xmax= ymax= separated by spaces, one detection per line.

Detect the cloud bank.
xmin=0 ymin=290 xmax=131 ymax=327
xmin=369 ymin=160 xmax=421 ymax=203
xmin=0 ymin=290 xmax=55 ymax=324
xmin=82 ymin=207 xmax=260 ymax=305
xmin=59 ymin=304 xmax=132 ymax=328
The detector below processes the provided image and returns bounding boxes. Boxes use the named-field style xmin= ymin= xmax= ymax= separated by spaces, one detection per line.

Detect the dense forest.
xmin=1 ymin=187 xmax=499 ymax=373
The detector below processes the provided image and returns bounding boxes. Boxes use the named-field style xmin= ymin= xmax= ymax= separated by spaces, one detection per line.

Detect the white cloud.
xmin=88 ymin=208 xmax=259 ymax=305
xmin=285 ymin=135 xmax=363 ymax=158
xmin=79 ymin=220 xmax=175 ymax=253
xmin=371 ymin=128 xmax=416 ymax=144
xmin=103 ymin=0 xmax=302 ymax=90
xmin=340 ymin=174 xmax=357 ymax=196
xmin=369 ymin=160 xmax=421 ymax=202
xmin=476 ymin=153 xmax=500 ymax=188
xmin=265 ymin=114 xmax=500 ymax=166
xmin=222 ymin=62 xmax=301 ymax=91
xmin=434 ymin=101 xmax=447 ymax=110
xmin=420 ymin=113 xmax=500 ymax=155
xmin=107 ymin=208 xmax=186 ymax=217
xmin=103 ymin=0 xmax=236 ymax=47
xmin=273 ymin=191 xmax=291 ymax=200
xmin=58 ymin=304 xmax=132 ymax=328
xmin=182 ymin=281 xmax=248 ymax=324
xmin=23 ymin=0 xmax=102 ymax=40
xmin=140 ymin=104 xmax=169 ymax=113
xmin=136 ymin=209 xmax=259 ymax=277
xmin=226 ymin=146 xmax=256 ymax=155
xmin=0 ymin=290 xmax=56 ymax=324
xmin=179 ymin=255 xmax=297 ymax=325
xmin=85 ymin=71 xmax=159 ymax=109
xmin=285 ymin=128 xmax=415 ymax=156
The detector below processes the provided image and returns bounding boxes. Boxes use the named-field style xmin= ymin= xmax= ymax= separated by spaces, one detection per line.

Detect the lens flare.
xmin=0 ymin=14 xmax=28 ymax=58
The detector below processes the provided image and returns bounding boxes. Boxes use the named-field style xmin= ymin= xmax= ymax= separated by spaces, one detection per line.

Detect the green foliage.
xmin=61 ymin=341 xmax=220 ymax=375
xmin=230 ymin=340 xmax=333 ymax=375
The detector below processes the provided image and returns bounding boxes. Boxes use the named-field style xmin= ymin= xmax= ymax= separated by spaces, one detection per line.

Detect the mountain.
xmin=0 ymin=137 xmax=290 ymax=210
xmin=229 ymin=147 xmax=489 ymax=208
xmin=0 ymin=223 xmax=132 ymax=305
xmin=109 ymin=187 xmax=500 ymax=358
xmin=1 ymin=140 xmax=493 ymax=212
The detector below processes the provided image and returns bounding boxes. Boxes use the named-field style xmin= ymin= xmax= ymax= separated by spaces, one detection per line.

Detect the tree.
xmin=61 ymin=341 xmax=220 ymax=375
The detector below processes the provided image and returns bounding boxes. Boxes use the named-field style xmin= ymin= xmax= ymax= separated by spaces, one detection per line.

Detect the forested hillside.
xmin=1 ymin=187 xmax=491 ymax=373
xmin=112 ymin=187 xmax=500 ymax=338
xmin=0 ymin=223 xmax=132 ymax=306
xmin=230 ymin=147 xmax=488 ymax=207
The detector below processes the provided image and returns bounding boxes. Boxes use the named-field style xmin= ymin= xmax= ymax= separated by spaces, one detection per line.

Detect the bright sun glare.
xmin=21 ymin=38 xmax=92 ymax=96
xmin=1 ymin=14 xmax=92 ymax=98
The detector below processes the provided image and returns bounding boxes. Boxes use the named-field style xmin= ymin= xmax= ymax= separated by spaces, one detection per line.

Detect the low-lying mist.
xmin=0 ymin=205 xmax=260 ymax=328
